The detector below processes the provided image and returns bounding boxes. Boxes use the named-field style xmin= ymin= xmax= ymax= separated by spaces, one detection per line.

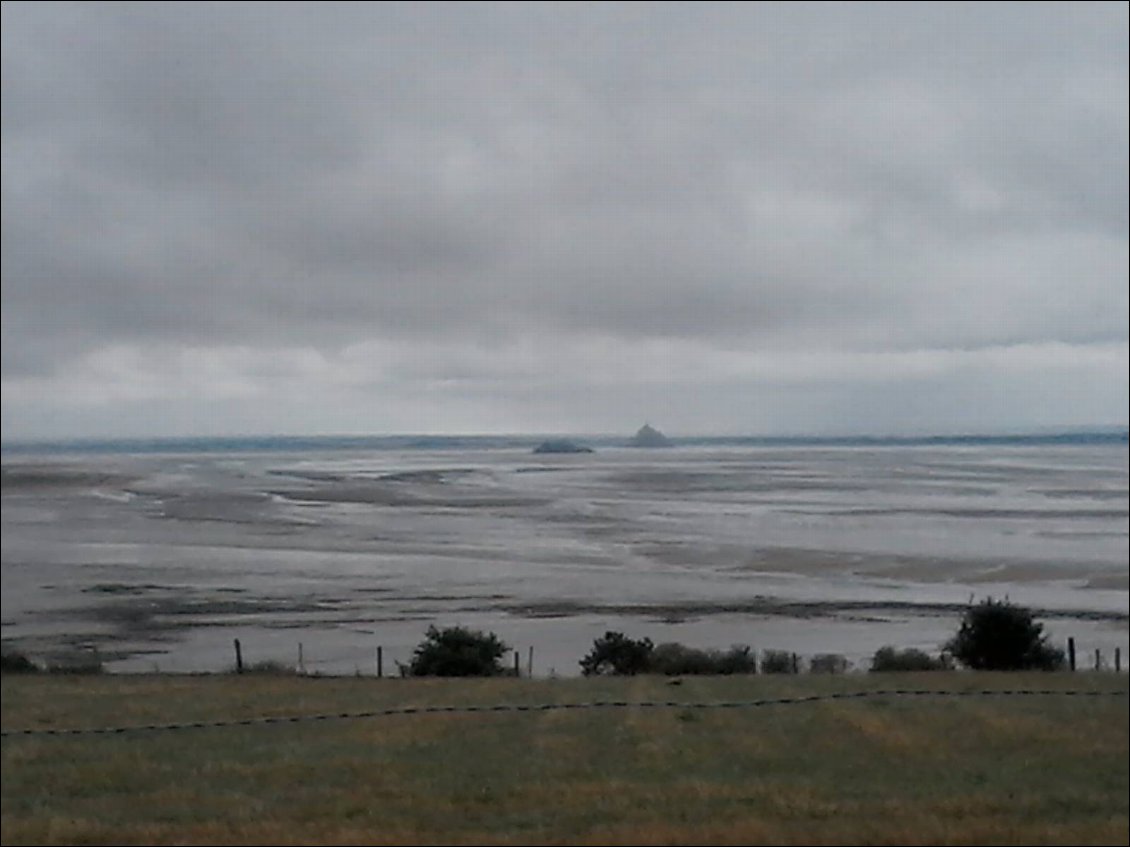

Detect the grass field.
xmin=2 ymin=671 xmax=1127 ymax=845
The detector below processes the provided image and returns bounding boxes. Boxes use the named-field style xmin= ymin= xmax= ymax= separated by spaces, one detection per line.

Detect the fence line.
xmin=15 ymin=635 xmax=1128 ymax=677
xmin=3 ymin=688 xmax=1124 ymax=739
xmin=219 ymin=638 xmax=1127 ymax=679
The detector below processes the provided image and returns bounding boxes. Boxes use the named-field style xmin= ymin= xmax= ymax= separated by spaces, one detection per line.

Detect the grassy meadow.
xmin=2 ymin=671 xmax=1127 ymax=845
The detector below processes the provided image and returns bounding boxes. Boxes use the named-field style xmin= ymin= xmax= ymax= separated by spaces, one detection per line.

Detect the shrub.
xmin=44 ymin=657 xmax=105 ymax=675
xmin=649 ymin=643 xmax=758 ymax=676
xmin=944 ymin=597 xmax=1065 ymax=671
xmin=236 ymin=659 xmax=297 ymax=675
xmin=713 ymin=644 xmax=759 ymax=675
xmin=1 ymin=650 xmax=39 ymax=674
xmin=760 ymin=649 xmax=797 ymax=674
xmin=869 ymin=646 xmax=950 ymax=672
xmin=406 ymin=625 xmax=509 ymax=677
xmin=649 ymin=642 xmax=712 ymax=675
xmin=809 ymin=653 xmax=851 ymax=674
xmin=579 ymin=631 xmax=654 ymax=676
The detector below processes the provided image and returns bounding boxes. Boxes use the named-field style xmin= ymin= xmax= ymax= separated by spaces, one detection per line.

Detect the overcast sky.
xmin=2 ymin=2 xmax=1127 ymax=441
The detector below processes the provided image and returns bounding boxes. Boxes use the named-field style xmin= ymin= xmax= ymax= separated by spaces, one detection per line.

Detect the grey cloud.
xmin=2 ymin=2 xmax=1126 ymax=437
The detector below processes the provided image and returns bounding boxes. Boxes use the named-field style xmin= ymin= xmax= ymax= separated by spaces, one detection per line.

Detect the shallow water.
xmin=2 ymin=442 xmax=1127 ymax=675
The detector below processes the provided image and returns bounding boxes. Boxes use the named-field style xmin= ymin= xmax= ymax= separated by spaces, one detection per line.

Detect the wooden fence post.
xmin=234 ymin=638 xmax=243 ymax=674
xmin=1116 ymin=647 xmax=1121 ymax=673
xmin=377 ymin=646 xmax=383 ymax=678
xmin=514 ymin=650 xmax=521 ymax=677
xmin=1067 ymin=637 xmax=1076 ymax=671
xmin=1094 ymin=649 xmax=1101 ymax=671
xmin=527 ymin=646 xmax=534 ymax=678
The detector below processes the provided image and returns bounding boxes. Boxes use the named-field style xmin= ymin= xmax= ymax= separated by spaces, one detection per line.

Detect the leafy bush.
xmin=579 ymin=631 xmax=654 ymax=676
xmin=760 ymin=649 xmax=797 ymax=674
xmin=712 ymin=644 xmax=759 ymax=675
xmin=648 ymin=642 xmax=711 ymax=675
xmin=649 ymin=643 xmax=758 ymax=676
xmin=808 ymin=653 xmax=850 ymax=674
xmin=406 ymin=625 xmax=510 ymax=677
xmin=236 ymin=659 xmax=297 ymax=675
xmin=44 ymin=656 xmax=105 ymax=675
xmin=3 ymin=647 xmax=108 ymax=675
xmin=1 ymin=650 xmax=39 ymax=674
xmin=869 ymin=646 xmax=951 ymax=672
xmin=944 ymin=598 xmax=1065 ymax=671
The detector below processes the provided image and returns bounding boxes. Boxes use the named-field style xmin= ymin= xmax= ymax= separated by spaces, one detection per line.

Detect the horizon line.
xmin=2 ymin=425 xmax=1127 ymax=451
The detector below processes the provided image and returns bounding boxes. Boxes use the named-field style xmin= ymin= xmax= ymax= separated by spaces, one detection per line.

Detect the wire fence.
xmin=3 ymin=687 xmax=1125 ymax=739
xmin=231 ymin=635 xmax=1126 ymax=678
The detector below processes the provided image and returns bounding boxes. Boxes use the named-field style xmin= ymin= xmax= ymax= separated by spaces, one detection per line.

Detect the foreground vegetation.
xmin=2 ymin=672 xmax=1126 ymax=845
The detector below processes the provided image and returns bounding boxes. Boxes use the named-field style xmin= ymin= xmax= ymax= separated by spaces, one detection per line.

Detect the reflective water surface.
xmin=3 ymin=442 xmax=1126 ymax=675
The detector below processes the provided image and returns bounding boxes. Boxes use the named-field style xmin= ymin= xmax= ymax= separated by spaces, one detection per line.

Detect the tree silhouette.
xmin=944 ymin=598 xmax=1064 ymax=671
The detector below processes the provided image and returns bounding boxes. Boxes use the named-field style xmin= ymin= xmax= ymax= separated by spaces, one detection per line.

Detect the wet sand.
xmin=2 ymin=444 xmax=1127 ymax=674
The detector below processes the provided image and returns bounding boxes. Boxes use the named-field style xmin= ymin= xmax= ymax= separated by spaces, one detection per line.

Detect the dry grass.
xmin=2 ymin=672 xmax=1127 ymax=845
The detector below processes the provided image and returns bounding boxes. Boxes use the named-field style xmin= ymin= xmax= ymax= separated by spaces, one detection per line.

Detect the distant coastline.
xmin=2 ymin=427 xmax=1126 ymax=457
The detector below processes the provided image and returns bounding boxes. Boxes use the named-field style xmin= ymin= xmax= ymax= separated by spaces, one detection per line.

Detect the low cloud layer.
xmin=3 ymin=2 xmax=1127 ymax=439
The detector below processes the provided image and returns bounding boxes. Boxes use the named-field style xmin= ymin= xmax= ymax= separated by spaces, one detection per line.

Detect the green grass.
xmin=2 ymin=672 xmax=1127 ymax=845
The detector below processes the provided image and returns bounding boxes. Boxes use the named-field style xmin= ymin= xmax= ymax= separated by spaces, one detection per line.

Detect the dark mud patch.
xmin=494 ymin=597 xmax=1130 ymax=624
xmin=1038 ymin=488 xmax=1130 ymax=502
xmin=2 ymin=466 xmax=137 ymax=491
xmin=83 ymin=582 xmax=170 ymax=595
xmin=48 ymin=593 xmax=354 ymax=640
xmin=46 ymin=588 xmax=524 ymax=644
xmin=606 ymin=469 xmax=870 ymax=494
xmin=783 ymin=506 xmax=1129 ymax=520
xmin=1085 ymin=573 xmax=1130 ymax=591
xmin=157 ymin=492 xmax=312 ymax=526
xmin=270 ymin=485 xmax=545 ymax=509
xmin=376 ymin=468 xmax=479 ymax=483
